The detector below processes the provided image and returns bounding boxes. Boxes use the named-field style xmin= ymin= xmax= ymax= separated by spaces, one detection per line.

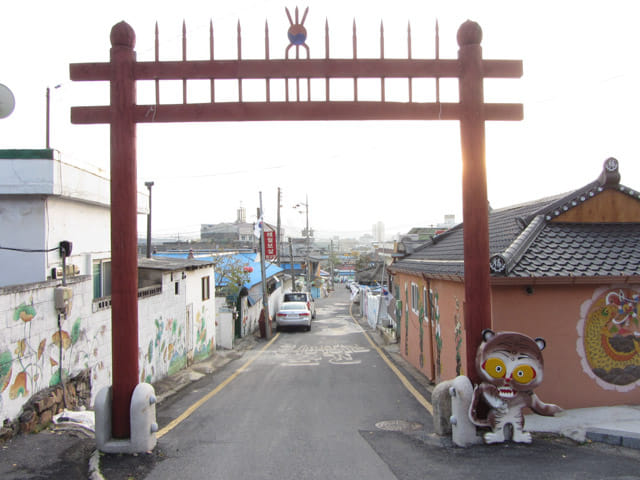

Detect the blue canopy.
xmin=154 ymin=252 xmax=283 ymax=289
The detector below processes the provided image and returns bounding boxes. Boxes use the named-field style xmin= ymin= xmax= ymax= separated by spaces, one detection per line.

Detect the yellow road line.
xmin=157 ymin=333 xmax=280 ymax=439
xmin=350 ymin=302 xmax=433 ymax=415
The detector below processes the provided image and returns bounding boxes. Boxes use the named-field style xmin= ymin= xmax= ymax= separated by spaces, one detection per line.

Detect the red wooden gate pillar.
xmin=109 ymin=22 xmax=139 ymax=439
xmin=457 ymin=21 xmax=491 ymax=385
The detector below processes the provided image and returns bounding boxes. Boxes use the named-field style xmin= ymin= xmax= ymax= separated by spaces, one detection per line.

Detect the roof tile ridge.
xmin=490 ymin=214 xmax=546 ymax=275
xmin=431 ymin=222 xmax=463 ymax=244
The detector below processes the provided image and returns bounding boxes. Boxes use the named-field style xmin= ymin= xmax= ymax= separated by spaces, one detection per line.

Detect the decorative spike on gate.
xmin=265 ymin=20 xmax=270 ymax=102
xmin=237 ymin=20 xmax=242 ymax=59
xmin=265 ymin=20 xmax=270 ymax=59
xmin=182 ymin=20 xmax=186 ymax=60
xmin=325 ymin=18 xmax=330 ymax=101
xmin=209 ymin=20 xmax=214 ymax=59
xmin=209 ymin=20 xmax=214 ymax=103
xmin=324 ymin=18 xmax=330 ymax=59
xmin=380 ymin=20 xmax=384 ymax=59
xmin=155 ymin=22 xmax=159 ymax=106
xmin=154 ymin=22 xmax=159 ymax=61
xmin=435 ymin=19 xmax=440 ymax=59
xmin=237 ymin=20 xmax=242 ymax=102
xmin=435 ymin=20 xmax=440 ymax=104
xmin=182 ymin=20 xmax=187 ymax=104
xmin=408 ymin=22 xmax=413 ymax=103
xmin=380 ymin=20 xmax=385 ymax=102
xmin=352 ymin=19 xmax=357 ymax=58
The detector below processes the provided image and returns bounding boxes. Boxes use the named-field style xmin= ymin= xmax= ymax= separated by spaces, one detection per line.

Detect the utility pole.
xmin=294 ymin=196 xmax=311 ymax=293
xmin=276 ymin=187 xmax=282 ymax=266
xmin=304 ymin=195 xmax=310 ymax=292
xmin=258 ymin=192 xmax=271 ymax=339
xmin=330 ymin=239 xmax=335 ymax=292
xmin=289 ymin=238 xmax=296 ymax=292
xmin=145 ymin=181 xmax=154 ymax=258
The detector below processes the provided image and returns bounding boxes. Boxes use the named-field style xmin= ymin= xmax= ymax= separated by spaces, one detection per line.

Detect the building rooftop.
xmin=391 ymin=158 xmax=640 ymax=282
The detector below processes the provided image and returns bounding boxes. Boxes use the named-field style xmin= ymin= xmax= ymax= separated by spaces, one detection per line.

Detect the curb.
xmin=586 ymin=428 xmax=640 ymax=450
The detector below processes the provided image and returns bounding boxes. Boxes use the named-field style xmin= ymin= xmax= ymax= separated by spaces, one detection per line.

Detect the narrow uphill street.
xmin=101 ymin=288 xmax=640 ymax=480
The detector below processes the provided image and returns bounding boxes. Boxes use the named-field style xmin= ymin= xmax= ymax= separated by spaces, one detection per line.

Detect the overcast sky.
xmin=2 ymin=1 xmax=639 ymax=241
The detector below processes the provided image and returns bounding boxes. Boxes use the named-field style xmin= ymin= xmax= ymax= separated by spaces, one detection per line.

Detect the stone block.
xmin=432 ymin=379 xmax=454 ymax=436
xmin=622 ymin=432 xmax=640 ymax=450
xmin=19 ymin=409 xmax=37 ymax=433
xmin=34 ymin=395 xmax=55 ymax=413
xmin=39 ymin=410 xmax=53 ymax=427
xmin=586 ymin=428 xmax=622 ymax=446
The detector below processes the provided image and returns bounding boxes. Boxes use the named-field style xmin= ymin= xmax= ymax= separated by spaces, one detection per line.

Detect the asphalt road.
xmin=132 ymin=288 xmax=430 ymax=479
xmin=104 ymin=288 xmax=640 ymax=480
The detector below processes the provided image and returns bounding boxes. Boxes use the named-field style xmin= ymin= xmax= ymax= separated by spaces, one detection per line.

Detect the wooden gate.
xmin=70 ymin=8 xmax=522 ymax=438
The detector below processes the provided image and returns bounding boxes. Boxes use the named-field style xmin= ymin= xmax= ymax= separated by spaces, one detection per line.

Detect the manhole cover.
xmin=375 ymin=420 xmax=423 ymax=432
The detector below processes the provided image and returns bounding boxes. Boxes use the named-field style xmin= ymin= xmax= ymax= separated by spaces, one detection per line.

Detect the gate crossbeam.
xmin=71 ymin=57 xmax=522 ymax=124
xmin=72 ymin=101 xmax=522 ymax=124
xmin=71 ymin=58 xmax=521 ymax=81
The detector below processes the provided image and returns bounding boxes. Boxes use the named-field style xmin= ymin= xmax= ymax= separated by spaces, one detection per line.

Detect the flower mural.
xmin=0 ymin=350 xmax=12 ymax=393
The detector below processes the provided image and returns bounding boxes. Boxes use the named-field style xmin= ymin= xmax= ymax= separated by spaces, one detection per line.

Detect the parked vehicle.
xmin=276 ymin=302 xmax=312 ymax=331
xmin=283 ymin=291 xmax=316 ymax=319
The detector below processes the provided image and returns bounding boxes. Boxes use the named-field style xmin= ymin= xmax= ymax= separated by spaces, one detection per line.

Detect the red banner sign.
xmin=264 ymin=231 xmax=277 ymax=260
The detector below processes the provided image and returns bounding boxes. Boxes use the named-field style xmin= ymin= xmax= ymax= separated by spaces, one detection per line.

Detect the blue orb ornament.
xmin=288 ymin=25 xmax=307 ymax=46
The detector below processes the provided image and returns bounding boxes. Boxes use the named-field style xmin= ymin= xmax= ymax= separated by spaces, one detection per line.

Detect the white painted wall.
xmin=0 ymin=152 xmax=148 ymax=288
xmin=184 ymin=266 xmax=216 ymax=362
xmin=0 ymin=197 xmax=47 ymax=287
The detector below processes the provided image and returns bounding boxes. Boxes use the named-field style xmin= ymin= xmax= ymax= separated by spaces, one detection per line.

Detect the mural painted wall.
xmin=492 ymin=283 xmax=640 ymax=409
xmin=577 ymin=286 xmax=640 ymax=392
xmin=0 ymin=278 xmax=111 ymax=422
xmin=0 ymin=268 xmax=218 ymax=424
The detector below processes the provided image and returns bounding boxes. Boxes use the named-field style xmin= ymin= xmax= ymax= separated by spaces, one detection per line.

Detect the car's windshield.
xmin=284 ymin=293 xmax=307 ymax=302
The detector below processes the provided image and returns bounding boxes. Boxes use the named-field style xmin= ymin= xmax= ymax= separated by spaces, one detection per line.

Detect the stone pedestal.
xmin=95 ymin=383 xmax=158 ymax=453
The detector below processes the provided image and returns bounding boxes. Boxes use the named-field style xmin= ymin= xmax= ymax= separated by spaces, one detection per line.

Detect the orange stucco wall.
xmin=393 ymin=272 xmax=640 ymax=409
xmin=492 ymin=283 xmax=640 ymax=409
xmin=394 ymin=273 xmax=468 ymax=384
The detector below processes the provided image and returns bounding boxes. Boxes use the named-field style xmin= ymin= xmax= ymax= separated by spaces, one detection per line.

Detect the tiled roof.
xmin=391 ymin=158 xmax=640 ymax=281
xmin=510 ymin=223 xmax=640 ymax=277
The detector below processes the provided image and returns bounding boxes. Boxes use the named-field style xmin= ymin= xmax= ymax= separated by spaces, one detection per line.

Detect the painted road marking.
xmin=157 ymin=333 xmax=280 ymax=439
xmin=350 ymin=302 xmax=434 ymax=416
xmin=275 ymin=343 xmax=370 ymax=366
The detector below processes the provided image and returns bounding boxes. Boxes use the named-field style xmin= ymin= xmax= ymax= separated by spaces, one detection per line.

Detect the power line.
xmin=0 ymin=245 xmax=59 ymax=253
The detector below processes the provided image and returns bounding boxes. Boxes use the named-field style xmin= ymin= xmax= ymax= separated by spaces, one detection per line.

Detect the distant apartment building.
xmin=372 ymin=221 xmax=385 ymax=243
xmin=200 ymin=206 xmax=255 ymax=248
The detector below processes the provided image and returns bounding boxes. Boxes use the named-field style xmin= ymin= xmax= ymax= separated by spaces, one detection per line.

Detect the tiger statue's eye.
xmin=482 ymin=357 xmax=506 ymax=379
xmin=512 ymin=364 xmax=536 ymax=384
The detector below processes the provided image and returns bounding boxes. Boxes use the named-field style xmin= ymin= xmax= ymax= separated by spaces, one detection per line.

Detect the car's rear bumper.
xmin=277 ymin=318 xmax=311 ymax=327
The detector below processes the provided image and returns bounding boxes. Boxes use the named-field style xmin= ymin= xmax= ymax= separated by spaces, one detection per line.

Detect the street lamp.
xmin=294 ymin=195 xmax=310 ymax=293
xmin=145 ymin=181 xmax=154 ymax=258
xmin=46 ymin=84 xmax=62 ymax=149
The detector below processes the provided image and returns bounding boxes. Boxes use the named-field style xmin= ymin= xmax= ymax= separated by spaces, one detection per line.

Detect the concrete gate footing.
xmin=95 ymin=383 xmax=158 ymax=453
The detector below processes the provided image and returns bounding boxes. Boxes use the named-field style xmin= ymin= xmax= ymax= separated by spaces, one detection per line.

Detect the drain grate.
xmin=375 ymin=420 xmax=423 ymax=432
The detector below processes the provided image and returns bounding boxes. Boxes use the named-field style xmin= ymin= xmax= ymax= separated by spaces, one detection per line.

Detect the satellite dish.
xmin=0 ymin=83 xmax=16 ymax=119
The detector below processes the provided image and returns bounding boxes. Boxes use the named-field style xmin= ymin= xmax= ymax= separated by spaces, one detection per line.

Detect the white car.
xmin=276 ymin=302 xmax=312 ymax=331
xmin=283 ymin=291 xmax=316 ymax=319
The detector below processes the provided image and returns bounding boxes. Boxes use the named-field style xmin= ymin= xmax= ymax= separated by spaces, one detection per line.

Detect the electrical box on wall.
xmin=54 ymin=287 xmax=73 ymax=316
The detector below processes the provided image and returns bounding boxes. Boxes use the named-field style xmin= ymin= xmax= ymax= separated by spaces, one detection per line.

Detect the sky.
xmin=2 ymin=1 xmax=639 ymax=242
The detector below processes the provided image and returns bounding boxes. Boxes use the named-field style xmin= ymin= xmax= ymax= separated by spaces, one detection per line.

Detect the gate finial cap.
xmin=111 ymin=21 xmax=136 ymax=48
xmin=457 ymin=20 xmax=482 ymax=47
